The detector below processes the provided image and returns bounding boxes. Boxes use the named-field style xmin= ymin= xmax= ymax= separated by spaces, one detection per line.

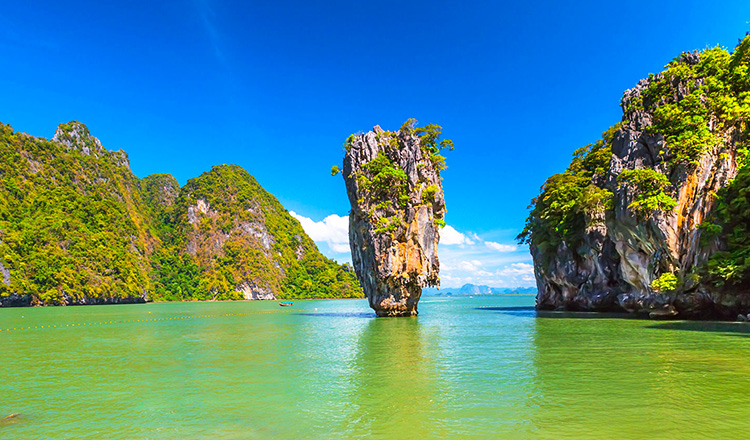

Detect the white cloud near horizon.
xmin=485 ymin=241 xmax=517 ymax=252
xmin=438 ymin=225 xmax=534 ymax=288
xmin=497 ymin=262 xmax=534 ymax=277
xmin=440 ymin=225 xmax=475 ymax=245
xmin=495 ymin=262 xmax=535 ymax=284
xmin=290 ymin=211 xmax=350 ymax=253
xmin=291 ymin=212 xmax=535 ymax=289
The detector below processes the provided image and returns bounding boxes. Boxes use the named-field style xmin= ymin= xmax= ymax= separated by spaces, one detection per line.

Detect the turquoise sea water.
xmin=2 ymin=296 xmax=750 ymax=439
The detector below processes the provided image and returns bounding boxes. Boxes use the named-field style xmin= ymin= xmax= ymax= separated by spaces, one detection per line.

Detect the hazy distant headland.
xmin=423 ymin=284 xmax=536 ymax=296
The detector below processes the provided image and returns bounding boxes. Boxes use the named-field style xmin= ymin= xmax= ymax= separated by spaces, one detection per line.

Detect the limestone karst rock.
xmin=521 ymin=38 xmax=750 ymax=319
xmin=342 ymin=121 xmax=449 ymax=316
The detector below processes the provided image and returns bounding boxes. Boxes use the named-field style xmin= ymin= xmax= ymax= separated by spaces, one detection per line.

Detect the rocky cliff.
xmin=0 ymin=121 xmax=362 ymax=306
xmin=520 ymin=35 xmax=750 ymax=319
xmin=341 ymin=121 xmax=450 ymax=316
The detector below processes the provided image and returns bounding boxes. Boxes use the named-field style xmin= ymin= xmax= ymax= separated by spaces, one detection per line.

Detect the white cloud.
xmin=496 ymin=262 xmax=534 ymax=276
xmin=290 ymin=211 xmax=350 ymax=253
xmin=485 ymin=241 xmax=517 ymax=252
xmin=458 ymin=261 xmax=476 ymax=272
xmin=290 ymin=213 xmax=537 ymax=288
xmin=440 ymin=225 xmax=475 ymax=245
xmin=458 ymin=260 xmax=484 ymax=272
xmin=330 ymin=243 xmax=351 ymax=253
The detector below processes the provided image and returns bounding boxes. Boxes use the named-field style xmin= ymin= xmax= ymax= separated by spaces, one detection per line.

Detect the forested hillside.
xmin=0 ymin=122 xmax=361 ymax=306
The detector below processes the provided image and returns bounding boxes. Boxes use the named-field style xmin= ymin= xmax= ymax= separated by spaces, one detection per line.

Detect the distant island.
xmin=423 ymin=284 xmax=536 ymax=296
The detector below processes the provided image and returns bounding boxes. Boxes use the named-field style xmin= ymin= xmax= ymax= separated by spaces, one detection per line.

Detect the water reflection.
xmin=344 ymin=317 xmax=446 ymax=438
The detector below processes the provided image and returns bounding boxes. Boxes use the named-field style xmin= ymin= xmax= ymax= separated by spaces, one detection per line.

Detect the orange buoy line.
xmin=0 ymin=309 xmax=294 ymax=333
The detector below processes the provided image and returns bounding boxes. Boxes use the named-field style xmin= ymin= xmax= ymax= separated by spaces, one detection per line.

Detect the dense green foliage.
xmin=0 ymin=122 xmax=155 ymax=305
xmin=356 ymin=151 xmax=410 ymax=234
xmin=617 ymin=169 xmax=677 ymax=215
xmin=703 ymin=163 xmax=750 ymax=289
xmin=634 ymin=39 xmax=750 ymax=166
xmin=0 ymin=122 xmax=362 ymax=305
xmin=521 ymin=35 xmax=750 ymax=273
xmin=155 ymin=164 xmax=362 ymax=300
xmin=348 ymin=120 xmax=452 ymax=235
xmin=650 ymin=272 xmax=678 ymax=292
xmin=359 ymin=152 xmax=409 ymax=208
xmin=401 ymin=118 xmax=454 ymax=170
xmin=518 ymin=125 xmax=617 ymax=254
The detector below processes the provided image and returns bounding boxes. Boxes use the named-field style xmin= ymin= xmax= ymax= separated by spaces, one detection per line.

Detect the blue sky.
xmin=2 ymin=1 xmax=749 ymax=287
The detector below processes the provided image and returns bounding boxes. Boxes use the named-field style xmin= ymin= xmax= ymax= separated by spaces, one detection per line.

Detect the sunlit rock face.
xmin=529 ymin=50 xmax=748 ymax=319
xmin=343 ymin=124 xmax=447 ymax=317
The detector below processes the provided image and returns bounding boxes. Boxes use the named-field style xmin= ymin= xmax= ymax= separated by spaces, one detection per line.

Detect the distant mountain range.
xmin=422 ymin=284 xmax=536 ymax=296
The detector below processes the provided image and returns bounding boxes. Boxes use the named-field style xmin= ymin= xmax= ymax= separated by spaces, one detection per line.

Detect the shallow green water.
xmin=1 ymin=296 xmax=750 ymax=439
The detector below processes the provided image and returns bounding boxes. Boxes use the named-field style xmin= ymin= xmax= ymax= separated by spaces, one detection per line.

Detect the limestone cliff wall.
xmin=530 ymin=49 xmax=748 ymax=319
xmin=343 ymin=124 xmax=446 ymax=316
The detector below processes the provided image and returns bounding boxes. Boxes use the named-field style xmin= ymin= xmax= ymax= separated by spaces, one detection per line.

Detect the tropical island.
xmin=520 ymin=34 xmax=750 ymax=320
xmin=0 ymin=121 xmax=362 ymax=306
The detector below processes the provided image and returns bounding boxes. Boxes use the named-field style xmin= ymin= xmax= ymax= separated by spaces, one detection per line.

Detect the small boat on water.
xmin=278 ymin=302 xmax=294 ymax=307
xmin=1 ymin=413 xmax=22 ymax=426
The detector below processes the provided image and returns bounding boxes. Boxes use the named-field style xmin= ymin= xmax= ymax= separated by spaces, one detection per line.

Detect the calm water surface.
xmin=2 ymin=296 xmax=750 ymax=439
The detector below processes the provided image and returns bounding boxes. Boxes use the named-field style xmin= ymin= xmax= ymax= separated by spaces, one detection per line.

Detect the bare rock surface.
xmin=343 ymin=123 xmax=447 ymax=316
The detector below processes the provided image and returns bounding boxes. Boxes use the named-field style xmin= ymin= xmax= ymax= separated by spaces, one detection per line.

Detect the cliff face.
xmin=342 ymin=122 xmax=448 ymax=316
xmin=522 ymin=37 xmax=750 ymax=319
xmin=0 ymin=121 xmax=362 ymax=306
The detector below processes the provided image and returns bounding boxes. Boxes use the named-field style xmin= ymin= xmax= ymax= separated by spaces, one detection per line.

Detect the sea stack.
xmin=341 ymin=120 xmax=450 ymax=316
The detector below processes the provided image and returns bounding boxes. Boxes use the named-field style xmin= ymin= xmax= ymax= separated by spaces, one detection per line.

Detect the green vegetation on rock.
xmin=0 ymin=122 xmax=155 ymax=305
xmin=634 ymin=40 xmax=750 ymax=166
xmin=703 ymin=163 xmax=750 ymax=289
xmin=521 ymin=35 xmax=750 ymax=269
xmin=346 ymin=120 xmax=453 ymax=237
xmin=521 ymin=33 xmax=750 ymax=317
xmin=618 ymin=169 xmax=677 ymax=215
xmin=650 ymin=272 xmax=678 ymax=292
xmin=517 ymin=124 xmax=617 ymax=254
xmin=156 ymin=164 xmax=361 ymax=301
xmin=0 ymin=121 xmax=362 ymax=306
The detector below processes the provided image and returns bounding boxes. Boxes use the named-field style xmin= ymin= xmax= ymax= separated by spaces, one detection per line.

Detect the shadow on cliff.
xmin=644 ymin=321 xmax=750 ymax=337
